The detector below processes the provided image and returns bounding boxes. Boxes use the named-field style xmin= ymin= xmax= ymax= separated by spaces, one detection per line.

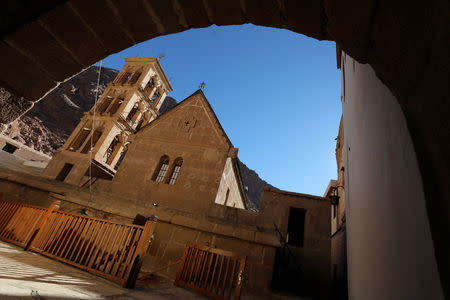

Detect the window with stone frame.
xmin=167 ymin=158 xmax=183 ymax=185
xmin=152 ymin=155 xmax=170 ymax=183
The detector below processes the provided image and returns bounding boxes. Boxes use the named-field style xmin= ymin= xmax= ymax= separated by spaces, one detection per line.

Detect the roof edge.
xmin=262 ymin=187 xmax=329 ymax=202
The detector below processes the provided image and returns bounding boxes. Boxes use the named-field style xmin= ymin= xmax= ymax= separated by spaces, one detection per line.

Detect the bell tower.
xmin=43 ymin=58 xmax=173 ymax=185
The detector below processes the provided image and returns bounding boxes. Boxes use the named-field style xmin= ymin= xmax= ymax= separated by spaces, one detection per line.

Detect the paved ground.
xmin=0 ymin=241 xmax=207 ymax=300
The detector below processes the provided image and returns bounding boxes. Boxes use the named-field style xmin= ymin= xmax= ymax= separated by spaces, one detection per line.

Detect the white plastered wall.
xmin=341 ymin=53 xmax=444 ymax=300
xmin=214 ymin=157 xmax=246 ymax=209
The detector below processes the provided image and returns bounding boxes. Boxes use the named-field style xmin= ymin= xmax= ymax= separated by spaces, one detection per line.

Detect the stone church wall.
xmin=0 ymin=165 xmax=331 ymax=298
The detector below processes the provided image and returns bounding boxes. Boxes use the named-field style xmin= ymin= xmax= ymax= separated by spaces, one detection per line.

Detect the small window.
xmin=167 ymin=158 xmax=183 ymax=185
xmin=55 ymin=163 xmax=73 ymax=182
xmin=152 ymin=155 xmax=169 ymax=183
xmin=2 ymin=143 xmax=18 ymax=154
xmin=287 ymin=207 xmax=306 ymax=247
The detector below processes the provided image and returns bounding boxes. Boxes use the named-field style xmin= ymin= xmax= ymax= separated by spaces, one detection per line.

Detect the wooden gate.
xmin=0 ymin=196 xmax=155 ymax=288
xmin=175 ymin=243 xmax=246 ymax=300
xmin=0 ymin=199 xmax=53 ymax=248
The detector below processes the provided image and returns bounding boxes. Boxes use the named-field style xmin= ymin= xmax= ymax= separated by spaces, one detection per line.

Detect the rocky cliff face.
xmin=2 ymin=66 xmax=118 ymax=154
xmin=238 ymin=159 xmax=275 ymax=209
xmin=1 ymin=66 xmax=273 ymax=208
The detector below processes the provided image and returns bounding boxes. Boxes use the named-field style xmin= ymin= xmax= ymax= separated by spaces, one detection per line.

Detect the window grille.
xmin=168 ymin=158 xmax=183 ymax=185
xmin=156 ymin=162 xmax=169 ymax=183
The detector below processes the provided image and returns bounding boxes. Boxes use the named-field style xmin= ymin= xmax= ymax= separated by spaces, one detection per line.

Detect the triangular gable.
xmin=137 ymin=89 xmax=233 ymax=148
xmin=214 ymin=157 xmax=248 ymax=210
xmin=232 ymin=157 xmax=250 ymax=209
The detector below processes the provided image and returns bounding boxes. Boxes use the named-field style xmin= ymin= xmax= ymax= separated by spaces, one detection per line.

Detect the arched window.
xmin=144 ymin=77 xmax=156 ymax=95
xmin=96 ymin=95 xmax=113 ymax=114
xmin=151 ymin=89 xmax=160 ymax=102
xmin=105 ymin=135 xmax=121 ymax=164
xmin=152 ymin=155 xmax=170 ymax=183
xmin=126 ymin=103 xmax=139 ymax=122
xmin=68 ymin=122 xmax=91 ymax=151
xmin=147 ymin=77 xmax=155 ymax=89
xmin=107 ymin=94 xmax=125 ymax=115
xmin=167 ymin=158 xmax=183 ymax=185
xmin=117 ymin=69 xmax=132 ymax=84
xmin=128 ymin=69 xmax=142 ymax=85
xmin=80 ymin=128 xmax=102 ymax=153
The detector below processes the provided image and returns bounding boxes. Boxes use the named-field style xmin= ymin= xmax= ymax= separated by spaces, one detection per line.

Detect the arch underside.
xmin=0 ymin=0 xmax=448 ymax=296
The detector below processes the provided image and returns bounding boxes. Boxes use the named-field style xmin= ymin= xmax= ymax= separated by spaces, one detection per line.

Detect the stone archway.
xmin=0 ymin=0 xmax=448 ymax=297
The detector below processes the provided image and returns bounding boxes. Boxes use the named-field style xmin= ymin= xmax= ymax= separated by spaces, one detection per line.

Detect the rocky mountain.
xmin=1 ymin=65 xmax=273 ymax=208
xmin=2 ymin=66 xmax=118 ymax=154
xmin=238 ymin=159 xmax=275 ymax=209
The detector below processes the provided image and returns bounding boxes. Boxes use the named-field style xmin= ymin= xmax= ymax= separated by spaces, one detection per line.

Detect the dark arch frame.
xmin=151 ymin=155 xmax=170 ymax=183
xmin=166 ymin=157 xmax=183 ymax=185
xmin=0 ymin=1 xmax=448 ymax=295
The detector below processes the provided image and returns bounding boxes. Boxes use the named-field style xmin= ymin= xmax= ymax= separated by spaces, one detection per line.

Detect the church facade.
xmin=18 ymin=58 xmax=332 ymax=298
xmin=43 ymin=58 xmax=248 ymax=213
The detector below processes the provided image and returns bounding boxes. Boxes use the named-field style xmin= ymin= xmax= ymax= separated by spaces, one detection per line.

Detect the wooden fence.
xmin=0 ymin=200 xmax=49 ymax=248
xmin=0 ymin=195 xmax=155 ymax=288
xmin=175 ymin=243 xmax=246 ymax=300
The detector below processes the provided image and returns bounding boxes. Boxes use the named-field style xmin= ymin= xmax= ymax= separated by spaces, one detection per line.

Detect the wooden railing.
xmin=175 ymin=243 xmax=246 ymax=300
xmin=0 ymin=195 xmax=155 ymax=288
xmin=0 ymin=199 xmax=48 ymax=248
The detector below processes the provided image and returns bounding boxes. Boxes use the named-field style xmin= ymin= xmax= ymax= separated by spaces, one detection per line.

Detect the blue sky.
xmin=100 ymin=24 xmax=341 ymax=196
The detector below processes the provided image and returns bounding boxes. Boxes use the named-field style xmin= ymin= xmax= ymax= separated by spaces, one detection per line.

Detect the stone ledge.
xmin=0 ymin=167 xmax=281 ymax=248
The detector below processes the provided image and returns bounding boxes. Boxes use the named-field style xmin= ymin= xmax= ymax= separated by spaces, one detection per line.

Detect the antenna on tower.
xmin=157 ymin=53 xmax=165 ymax=60
xmin=199 ymin=81 xmax=206 ymax=90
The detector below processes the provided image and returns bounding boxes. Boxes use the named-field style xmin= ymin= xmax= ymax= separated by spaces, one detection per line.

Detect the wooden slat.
xmin=123 ymin=220 xmax=155 ymax=288
xmin=0 ymin=200 xmax=54 ymax=248
xmin=175 ymin=243 xmax=246 ymax=300
xmin=0 ymin=199 xmax=156 ymax=289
